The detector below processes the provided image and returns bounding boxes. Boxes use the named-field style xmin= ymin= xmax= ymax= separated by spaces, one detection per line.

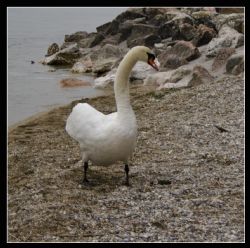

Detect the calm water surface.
xmin=8 ymin=7 xmax=127 ymax=126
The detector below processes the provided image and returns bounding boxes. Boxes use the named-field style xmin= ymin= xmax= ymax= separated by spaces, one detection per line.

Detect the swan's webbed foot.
xmin=124 ymin=164 xmax=130 ymax=186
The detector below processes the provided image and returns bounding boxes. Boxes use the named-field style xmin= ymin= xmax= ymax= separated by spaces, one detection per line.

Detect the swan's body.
xmin=66 ymin=103 xmax=137 ymax=166
xmin=66 ymin=46 xmax=159 ymax=185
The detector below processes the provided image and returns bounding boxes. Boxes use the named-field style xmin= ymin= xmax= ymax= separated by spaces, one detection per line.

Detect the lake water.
xmin=7 ymin=7 xmax=127 ymax=126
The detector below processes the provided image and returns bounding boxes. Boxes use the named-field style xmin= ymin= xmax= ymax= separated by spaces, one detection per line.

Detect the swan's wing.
xmin=65 ymin=103 xmax=106 ymax=142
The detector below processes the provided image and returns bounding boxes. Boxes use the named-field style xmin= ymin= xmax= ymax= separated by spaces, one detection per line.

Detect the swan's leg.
xmin=83 ymin=161 xmax=89 ymax=183
xmin=124 ymin=164 xmax=129 ymax=186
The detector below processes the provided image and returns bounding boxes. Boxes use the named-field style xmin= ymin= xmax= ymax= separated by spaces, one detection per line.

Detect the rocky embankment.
xmin=41 ymin=7 xmax=244 ymax=89
xmin=8 ymin=7 xmax=244 ymax=242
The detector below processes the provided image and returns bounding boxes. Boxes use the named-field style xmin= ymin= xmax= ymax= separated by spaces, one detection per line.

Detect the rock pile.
xmin=41 ymin=7 xmax=244 ymax=89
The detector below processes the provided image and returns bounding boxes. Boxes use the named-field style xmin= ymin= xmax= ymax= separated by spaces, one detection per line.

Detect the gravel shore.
xmin=8 ymin=75 xmax=244 ymax=242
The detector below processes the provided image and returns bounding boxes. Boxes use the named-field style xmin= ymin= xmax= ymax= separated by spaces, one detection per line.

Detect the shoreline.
xmin=8 ymin=87 xmax=112 ymax=134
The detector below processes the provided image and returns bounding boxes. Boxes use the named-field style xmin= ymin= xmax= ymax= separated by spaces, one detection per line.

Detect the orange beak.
xmin=148 ymin=58 xmax=160 ymax=71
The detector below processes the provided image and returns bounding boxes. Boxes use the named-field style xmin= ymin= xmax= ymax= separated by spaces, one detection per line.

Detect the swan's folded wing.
xmin=65 ymin=103 xmax=106 ymax=142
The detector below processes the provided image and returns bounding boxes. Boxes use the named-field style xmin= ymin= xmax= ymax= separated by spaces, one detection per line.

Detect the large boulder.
xmin=96 ymin=22 xmax=112 ymax=34
xmin=191 ymin=10 xmax=218 ymax=30
xmin=158 ymin=11 xmax=194 ymax=39
xmin=188 ymin=66 xmax=214 ymax=87
xmin=178 ymin=23 xmax=197 ymax=41
xmin=129 ymin=24 xmax=159 ymax=40
xmin=192 ymin=24 xmax=217 ymax=47
xmin=90 ymin=33 xmax=105 ymax=47
xmin=100 ymin=33 xmax=122 ymax=46
xmin=150 ymin=14 xmax=168 ymax=26
xmin=213 ymin=13 xmax=244 ymax=33
xmin=60 ymin=41 xmax=77 ymax=50
xmin=64 ymin=31 xmax=88 ymax=42
xmin=46 ymin=43 xmax=59 ymax=56
xmin=144 ymin=65 xmax=214 ymax=89
xmin=158 ymin=40 xmax=200 ymax=69
xmin=71 ymin=59 xmax=93 ymax=73
xmin=103 ymin=20 xmax=120 ymax=36
xmin=144 ymin=68 xmax=192 ymax=89
xmin=92 ymin=58 xmax=117 ymax=75
xmin=78 ymin=33 xmax=105 ymax=48
xmin=206 ymin=25 xmax=244 ymax=57
xmin=77 ymin=44 xmax=124 ymax=75
xmin=41 ymin=44 xmax=81 ymax=65
xmin=158 ymin=53 xmax=188 ymax=70
xmin=118 ymin=17 xmax=147 ymax=42
xmin=127 ymin=34 xmax=161 ymax=48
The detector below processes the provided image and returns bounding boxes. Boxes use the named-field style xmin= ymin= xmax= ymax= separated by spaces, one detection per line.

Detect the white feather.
xmin=66 ymin=46 xmax=157 ymax=167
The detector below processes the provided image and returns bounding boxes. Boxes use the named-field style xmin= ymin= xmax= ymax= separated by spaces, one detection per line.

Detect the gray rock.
xmin=158 ymin=12 xmax=194 ymax=40
xmin=123 ymin=17 xmax=146 ymax=25
xmin=169 ymin=67 xmax=192 ymax=83
xmin=179 ymin=23 xmax=196 ymax=41
xmin=41 ymin=44 xmax=81 ymax=65
xmin=158 ymin=40 xmax=200 ymax=69
xmin=93 ymin=69 xmax=116 ymax=88
xmin=127 ymin=34 xmax=161 ymax=48
xmin=158 ymin=21 xmax=179 ymax=39
xmin=100 ymin=33 xmax=122 ymax=46
xmin=78 ymin=33 xmax=105 ymax=48
xmin=192 ymin=24 xmax=217 ymax=47
xmin=64 ymin=31 xmax=88 ymax=42
xmin=129 ymin=24 xmax=159 ymax=41
xmin=213 ymin=13 xmax=244 ymax=33
xmin=81 ymin=44 xmax=124 ymax=75
xmin=60 ymin=41 xmax=77 ymax=50
xmin=91 ymin=44 xmax=124 ymax=60
xmin=226 ymin=53 xmax=244 ymax=75
xmin=88 ymin=33 xmax=105 ymax=48
xmin=150 ymin=14 xmax=168 ymax=26
xmin=46 ymin=43 xmax=59 ymax=56
xmin=206 ymin=25 xmax=244 ymax=57
xmin=118 ymin=17 xmax=149 ymax=43
xmin=71 ymin=60 xmax=92 ymax=73
xmin=189 ymin=65 xmax=214 ymax=87
xmin=159 ymin=54 xmax=188 ymax=70
xmin=145 ymin=65 xmax=213 ymax=89
xmin=191 ymin=11 xmax=218 ymax=30
xmin=104 ymin=20 xmax=120 ymax=36
xmin=211 ymin=47 xmax=236 ymax=71
xmin=92 ymin=58 xmax=117 ymax=74
xmin=115 ymin=9 xmax=146 ymax=23
xmin=96 ymin=21 xmax=112 ymax=34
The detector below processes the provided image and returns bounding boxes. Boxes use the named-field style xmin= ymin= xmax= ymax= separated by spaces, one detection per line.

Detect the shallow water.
xmin=7 ymin=7 xmax=127 ymax=126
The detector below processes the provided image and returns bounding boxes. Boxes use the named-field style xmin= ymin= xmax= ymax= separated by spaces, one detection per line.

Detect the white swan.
xmin=66 ymin=46 xmax=160 ymax=185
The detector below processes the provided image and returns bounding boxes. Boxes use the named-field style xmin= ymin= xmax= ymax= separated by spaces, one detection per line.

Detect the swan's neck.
xmin=114 ymin=52 xmax=137 ymax=115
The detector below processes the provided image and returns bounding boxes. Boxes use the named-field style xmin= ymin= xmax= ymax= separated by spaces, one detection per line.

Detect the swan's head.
xmin=131 ymin=46 xmax=160 ymax=71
